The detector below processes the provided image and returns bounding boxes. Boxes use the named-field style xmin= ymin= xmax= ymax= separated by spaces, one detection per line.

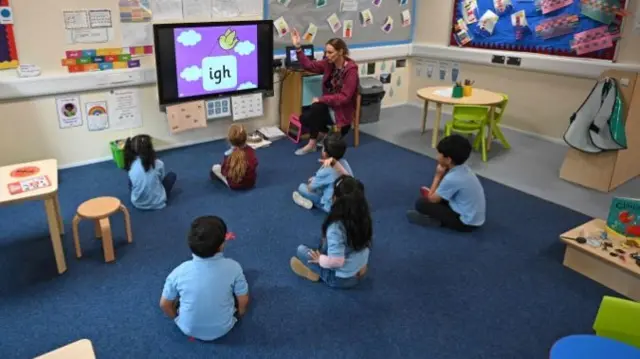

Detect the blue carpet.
xmin=0 ymin=134 xmax=614 ymax=359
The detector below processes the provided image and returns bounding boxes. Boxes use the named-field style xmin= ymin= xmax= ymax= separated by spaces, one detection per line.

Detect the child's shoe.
xmin=292 ymin=191 xmax=313 ymax=209
xmin=290 ymin=257 xmax=320 ymax=282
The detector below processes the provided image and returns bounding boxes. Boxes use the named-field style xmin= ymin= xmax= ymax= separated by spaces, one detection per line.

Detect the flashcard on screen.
xmin=202 ymin=55 xmax=238 ymax=91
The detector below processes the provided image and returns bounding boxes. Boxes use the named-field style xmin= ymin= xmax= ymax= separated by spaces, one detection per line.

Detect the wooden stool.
xmin=72 ymin=196 xmax=132 ymax=263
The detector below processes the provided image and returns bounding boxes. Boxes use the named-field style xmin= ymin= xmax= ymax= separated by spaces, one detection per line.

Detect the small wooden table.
xmin=0 ymin=159 xmax=66 ymax=274
xmin=35 ymin=339 xmax=96 ymax=359
xmin=560 ymin=219 xmax=640 ymax=300
xmin=416 ymin=86 xmax=504 ymax=148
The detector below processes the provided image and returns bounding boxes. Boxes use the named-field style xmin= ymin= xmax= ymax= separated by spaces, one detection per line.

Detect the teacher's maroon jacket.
xmin=296 ymin=48 xmax=359 ymax=128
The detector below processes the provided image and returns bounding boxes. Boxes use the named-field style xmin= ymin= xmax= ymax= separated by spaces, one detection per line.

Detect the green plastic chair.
xmin=444 ymin=94 xmax=510 ymax=162
xmin=593 ymin=296 xmax=640 ymax=349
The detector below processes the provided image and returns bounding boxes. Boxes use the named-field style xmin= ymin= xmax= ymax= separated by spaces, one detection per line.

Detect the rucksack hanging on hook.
xmin=564 ymin=77 xmax=627 ymax=153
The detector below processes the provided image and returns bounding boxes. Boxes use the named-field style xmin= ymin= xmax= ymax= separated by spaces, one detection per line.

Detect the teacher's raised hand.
xmin=291 ymin=28 xmax=301 ymax=48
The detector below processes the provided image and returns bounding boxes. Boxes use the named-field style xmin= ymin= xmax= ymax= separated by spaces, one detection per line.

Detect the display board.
xmin=449 ymin=0 xmax=627 ymax=60
xmin=266 ymin=0 xmax=415 ymax=54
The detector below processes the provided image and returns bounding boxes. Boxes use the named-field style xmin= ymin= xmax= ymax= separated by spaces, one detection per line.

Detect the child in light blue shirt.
xmin=160 ymin=216 xmax=249 ymax=341
xmin=291 ymin=176 xmax=372 ymax=288
xmin=124 ymin=135 xmax=177 ymax=210
xmin=407 ymin=134 xmax=486 ymax=232
xmin=293 ymin=133 xmax=353 ymax=212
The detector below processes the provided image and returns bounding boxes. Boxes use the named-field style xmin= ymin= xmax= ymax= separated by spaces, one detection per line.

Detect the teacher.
xmin=290 ymin=29 xmax=359 ymax=156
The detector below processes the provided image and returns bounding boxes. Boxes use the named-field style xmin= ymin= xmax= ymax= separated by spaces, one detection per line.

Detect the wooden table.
xmin=416 ymin=86 xmax=504 ymax=148
xmin=560 ymin=219 xmax=640 ymax=300
xmin=35 ymin=339 xmax=96 ymax=359
xmin=0 ymin=159 xmax=66 ymax=274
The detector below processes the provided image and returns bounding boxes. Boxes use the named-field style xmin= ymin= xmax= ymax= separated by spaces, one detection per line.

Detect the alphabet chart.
xmin=7 ymin=175 xmax=51 ymax=195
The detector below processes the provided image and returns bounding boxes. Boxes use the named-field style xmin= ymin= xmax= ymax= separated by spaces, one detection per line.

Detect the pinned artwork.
xmin=343 ymin=20 xmax=354 ymax=38
xmin=511 ymin=10 xmax=531 ymax=40
xmin=273 ymin=16 xmax=290 ymax=37
xmin=401 ymin=10 xmax=411 ymax=27
xmin=535 ymin=13 xmax=579 ymax=39
xmin=0 ymin=0 xmax=17 ymax=69
xmin=360 ymin=8 xmax=374 ymax=26
xmin=538 ymin=0 xmax=573 ymax=14
xmin=303 ymin=23 xmax=318 ymax=42
xmin=580 ymin=0 xmax=626 ymax=25
xmin=118 ymin=0 xmax=152 ymax=22
xmin=381 ymin=16 xmax=394 ymax=33
xmin=327 ymin=13 xmax=342 ymax=33
xmin=166 ymin=100 xmax=207 ymax=134
xmin=462 ymin=0 xmax=479 ymax=24
xmin=493 ymin=0 xmax=513 ymax=15
xmin=453 ymin=18 xmax=473 ymax=45
xmin=571 ymin=25 xmax=619 ymax=55
xmin=477 ymin=10 xmax=499 ymax=35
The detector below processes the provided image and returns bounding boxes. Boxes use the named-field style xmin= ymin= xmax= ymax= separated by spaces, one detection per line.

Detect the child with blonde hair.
xmin=211 ymin=124 xmax=258 ymax=190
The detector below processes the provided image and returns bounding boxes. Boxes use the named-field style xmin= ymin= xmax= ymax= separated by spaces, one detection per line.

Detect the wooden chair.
xmin=72 ymin=196 xmax=132 ymax=263
xmin=332 ymin=93 xmax=361 ymax=147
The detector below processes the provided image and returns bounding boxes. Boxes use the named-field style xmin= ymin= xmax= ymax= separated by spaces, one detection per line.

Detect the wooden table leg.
xmin=432 ymin=103 xmax=443 ymax=148
xmin=44 ymin=197 xmax=67 ymax=274
xmin=94 ymin=220 xmax=102 ymax=238
xmin=421 ymin=100 xmax=429 ymax=134
xmin=487 ymin=106 xmax=496 ymax=151
xmin=53 ymin=194 xmax=64 ymax=235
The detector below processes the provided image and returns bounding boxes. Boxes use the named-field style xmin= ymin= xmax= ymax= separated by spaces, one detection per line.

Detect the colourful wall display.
xmin=0 ymin=0 xmax=18 ymax=69
xmin=60 ymin=46 xmax=152 ymax=73
xmin=450 ymin=0 xmax=627 ymax=60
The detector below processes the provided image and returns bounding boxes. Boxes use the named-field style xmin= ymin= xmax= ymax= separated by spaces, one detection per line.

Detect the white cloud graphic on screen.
xmin=177 ymin=30 xmax=202 ymax=47
xmin=180 ymin=66 xmax=202 ymax=82
xmin=234 ymin=41 xmax=256 ymax=56
xmin=237 ymin=82 xmax=257 ymax=90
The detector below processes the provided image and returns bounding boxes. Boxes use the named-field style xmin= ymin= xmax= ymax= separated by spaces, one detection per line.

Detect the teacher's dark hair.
xmin=326 ymin=38 xmax=349 ymax=56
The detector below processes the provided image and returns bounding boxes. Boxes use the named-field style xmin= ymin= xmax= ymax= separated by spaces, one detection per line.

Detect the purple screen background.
xmin=174 ymin=24 xmax=259 ymax=98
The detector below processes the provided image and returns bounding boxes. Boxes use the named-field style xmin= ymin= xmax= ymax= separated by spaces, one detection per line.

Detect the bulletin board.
xmin=266 ymin=0 xmax=415 ymax=54
xmin=449 ymin=0 xmax=627 ymax=60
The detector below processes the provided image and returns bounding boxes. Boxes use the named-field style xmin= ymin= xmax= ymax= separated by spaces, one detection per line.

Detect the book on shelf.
xmin=606 ymin=196 xmax=640 ymax=238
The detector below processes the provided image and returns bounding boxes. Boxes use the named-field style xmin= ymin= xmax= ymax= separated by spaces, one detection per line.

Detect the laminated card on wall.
xmin=231 ymin=93 xmax=263 ymax=121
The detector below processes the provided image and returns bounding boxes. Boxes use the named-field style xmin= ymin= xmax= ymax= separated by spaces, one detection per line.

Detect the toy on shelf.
xmin=607 ymin=197 xmax=640 ymax=238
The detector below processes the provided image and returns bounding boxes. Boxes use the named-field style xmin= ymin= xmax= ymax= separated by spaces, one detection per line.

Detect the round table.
xmin=416 ymin=86 xmax=504 ymax=148
xmin=550 ymin=335 xmax=640 ymax=359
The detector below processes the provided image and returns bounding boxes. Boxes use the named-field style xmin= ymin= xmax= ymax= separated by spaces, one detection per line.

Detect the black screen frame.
xmin=153 ymin=20 xmax=274 ymax=106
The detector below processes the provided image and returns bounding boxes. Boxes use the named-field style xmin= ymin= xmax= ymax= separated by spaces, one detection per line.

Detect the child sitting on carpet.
xmin=292 ymin=133 xmax=353 ymax=212
xmin=211 ymin=124 xmax=258 ymax=190
xmin=124 ymin=134 xmax=177 ymax=210
xmin=160 ymin=216 xmax=249 ymax=341
xmin=407 ymin=134 xmax=486 ymax=232
xmin=290 ymin=176 xmax=371 ymax=288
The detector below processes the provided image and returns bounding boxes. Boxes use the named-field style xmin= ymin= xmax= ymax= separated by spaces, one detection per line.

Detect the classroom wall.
xmin=410 ymin=0 xmax=640 ymax=140
xmin=0 ymin=0 xmax=409 ymax=168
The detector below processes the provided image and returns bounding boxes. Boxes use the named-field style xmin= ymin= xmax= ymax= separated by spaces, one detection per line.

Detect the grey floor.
xmin=362 ymin=104 xmax=640 ymax=219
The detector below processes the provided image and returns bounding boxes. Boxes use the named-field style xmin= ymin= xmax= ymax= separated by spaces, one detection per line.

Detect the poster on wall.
xmin=85 ymin=101 xmax=110 ymax=131
xmin=0 ymin=0 xmax=18 ymax=69
xmin=108 ymin=89 xmax=143 ymax=131
xmin=56 ymin=96 xmax=83 ymax=129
